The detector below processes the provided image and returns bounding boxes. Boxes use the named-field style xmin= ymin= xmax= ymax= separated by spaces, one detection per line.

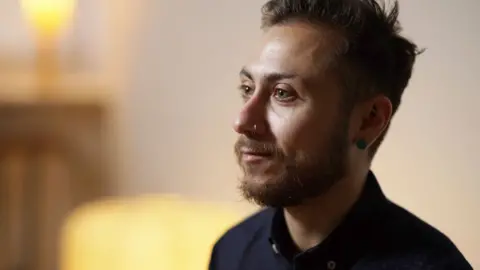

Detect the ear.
xmin=353 ymin=95 xmax=392 ymax=148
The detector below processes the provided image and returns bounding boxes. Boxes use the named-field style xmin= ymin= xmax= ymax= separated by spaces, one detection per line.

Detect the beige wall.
xmin=0 ymin=0 xmax=477 ymax=267
xmin=119 ymin=0 xmax=479 ymax=267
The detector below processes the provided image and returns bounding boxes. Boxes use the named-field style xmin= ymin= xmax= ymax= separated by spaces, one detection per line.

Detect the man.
xmin=209 ymin=0 xmax=472 ymax=269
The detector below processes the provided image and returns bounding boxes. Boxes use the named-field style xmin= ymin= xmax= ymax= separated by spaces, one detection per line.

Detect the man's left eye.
xmin=272 ymin=88 xmax=297 ymax=102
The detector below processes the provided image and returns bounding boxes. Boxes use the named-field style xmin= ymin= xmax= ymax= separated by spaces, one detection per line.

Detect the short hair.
xmin=261 ymin=0 xmax=423 ymax=158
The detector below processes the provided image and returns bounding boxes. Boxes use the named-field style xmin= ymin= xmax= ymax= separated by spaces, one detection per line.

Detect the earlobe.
xmin=355 ymin=139 xmax=368 ymax=150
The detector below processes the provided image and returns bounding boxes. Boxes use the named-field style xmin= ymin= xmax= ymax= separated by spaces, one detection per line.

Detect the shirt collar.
xmin=268 ymin=171 xmax=389 ymax=268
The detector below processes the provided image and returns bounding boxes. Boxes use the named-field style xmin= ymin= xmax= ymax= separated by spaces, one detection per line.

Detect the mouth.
xmin=241 ymin=149 xmax=274 ymax=162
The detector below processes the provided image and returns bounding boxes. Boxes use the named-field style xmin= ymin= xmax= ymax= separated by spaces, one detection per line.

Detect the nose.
xmin=233 ymin=97 xmax=266 ymax=135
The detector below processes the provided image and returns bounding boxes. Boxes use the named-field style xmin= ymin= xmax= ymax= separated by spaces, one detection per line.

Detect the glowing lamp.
xmin=19 ymin=0 xmax=77 ymax=97
xmin=59 ymin=195 xmax=240 ymax=270
xmin=20 ymin=0 xmax=76 ymax=38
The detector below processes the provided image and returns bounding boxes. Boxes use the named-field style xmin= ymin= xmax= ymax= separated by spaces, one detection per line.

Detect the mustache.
xmin=234 ymin=136 xmax=283 ymax=158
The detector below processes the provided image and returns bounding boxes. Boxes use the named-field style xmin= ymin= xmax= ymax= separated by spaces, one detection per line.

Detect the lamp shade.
xmin=20 ymin=0 xmax=76 ymax=37
xmin=59 ymin=195 xmax=241 ymax=270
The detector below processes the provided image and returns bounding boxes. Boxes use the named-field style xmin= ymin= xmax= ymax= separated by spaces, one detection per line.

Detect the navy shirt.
xmin=209 ymin=172 xmax=472 ymax=270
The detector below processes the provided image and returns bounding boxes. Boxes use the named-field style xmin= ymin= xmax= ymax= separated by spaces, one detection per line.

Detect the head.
xmin=233 ymin=0 xmax=421 ymax=207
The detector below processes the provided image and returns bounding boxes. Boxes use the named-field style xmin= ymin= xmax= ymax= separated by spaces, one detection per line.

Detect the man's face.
xmin=233 ymin=22 xmax=354 ymax=207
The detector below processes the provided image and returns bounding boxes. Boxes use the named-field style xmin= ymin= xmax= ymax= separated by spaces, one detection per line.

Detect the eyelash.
xmin=273 ymin=88 xmax=296 ymax=102
xmin=239 ymin=84 xmax=252 ymax=92
xmin=238 ymin=84 xmax=298 ymax=103
xmin=238 ymin=85 xmax=253 ymax=99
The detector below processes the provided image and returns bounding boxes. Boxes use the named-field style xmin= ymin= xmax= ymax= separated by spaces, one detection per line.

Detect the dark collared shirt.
xmin=209 ymin=171 xmax=472 ymax=270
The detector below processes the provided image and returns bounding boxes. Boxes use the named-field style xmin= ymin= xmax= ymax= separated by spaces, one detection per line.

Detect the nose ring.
xmin=253 ymin=124 xmax=257 ymax=131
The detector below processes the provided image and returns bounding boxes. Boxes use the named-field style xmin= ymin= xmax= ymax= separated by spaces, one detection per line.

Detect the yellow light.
xmin=20 ymin=0 xmax=76 ymax=37
xmin=60 ymin=195 xmax=241 ymax=270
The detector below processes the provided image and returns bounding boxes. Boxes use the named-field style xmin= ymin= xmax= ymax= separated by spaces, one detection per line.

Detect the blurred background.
xmin=0 ymin=0 xmax=478 ymax=269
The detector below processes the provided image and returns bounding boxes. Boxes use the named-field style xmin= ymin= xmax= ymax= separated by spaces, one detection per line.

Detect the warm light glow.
xmin=60 ymin=195 xmax=241 ymax=270
xmin=20 ymin=0 xmax=76 ymax=37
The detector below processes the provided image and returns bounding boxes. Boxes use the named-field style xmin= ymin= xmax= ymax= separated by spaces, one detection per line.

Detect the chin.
xmin=240 ymin=174 xmax=274 ymax=188
xmin=239 ymin=173 xmax=294 ymax=207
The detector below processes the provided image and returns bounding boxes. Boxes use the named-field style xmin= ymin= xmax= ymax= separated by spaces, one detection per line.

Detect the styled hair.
xmin=261 ymin=0 xmax=423 ymax=157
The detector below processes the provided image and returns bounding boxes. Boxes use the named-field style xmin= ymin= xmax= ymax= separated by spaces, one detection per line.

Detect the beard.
xmin=234 ymin=120 xmax=349 ymax=208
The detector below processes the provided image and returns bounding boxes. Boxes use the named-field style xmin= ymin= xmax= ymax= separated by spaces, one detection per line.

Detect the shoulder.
xmin=371 ymin=201 xmax=473 ymax=269
xmin=209 ymin=208 xmax=274 ymax=269
xmin=213 ymin=207 xmax=273 ymax=250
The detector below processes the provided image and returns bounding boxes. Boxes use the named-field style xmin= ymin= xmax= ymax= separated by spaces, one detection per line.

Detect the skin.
xmin=233 ymin=21 xmax=392 ymax=251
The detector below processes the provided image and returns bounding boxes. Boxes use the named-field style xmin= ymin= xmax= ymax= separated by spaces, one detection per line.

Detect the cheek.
xmin=267 ymin=102 xmax=344 ymax=155
xmin=266 ymin=105 xmax=292 ymax=136
xmin=266 ymin=106 xmax=319 ymax=152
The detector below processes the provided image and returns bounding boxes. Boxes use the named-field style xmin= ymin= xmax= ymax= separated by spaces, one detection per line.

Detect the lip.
xmin=241 ymin=149 xmax=273 ymax=162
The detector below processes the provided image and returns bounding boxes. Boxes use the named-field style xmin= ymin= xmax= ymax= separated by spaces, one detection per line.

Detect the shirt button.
xmin=327 ymin=261 xmax=336 ymax=270
xmin=271 ymin=243 xmax=280 ymax=254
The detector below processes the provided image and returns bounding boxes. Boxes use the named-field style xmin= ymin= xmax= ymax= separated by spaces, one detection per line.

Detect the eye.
xmin=272 ymin=86 xmax=297 ymax=102
xmin=238 ymin=84 xmax=254 ymax=99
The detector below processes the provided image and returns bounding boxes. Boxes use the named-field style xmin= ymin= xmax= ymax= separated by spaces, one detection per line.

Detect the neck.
xmin=283 ymin=170 xmax=368 ymax=251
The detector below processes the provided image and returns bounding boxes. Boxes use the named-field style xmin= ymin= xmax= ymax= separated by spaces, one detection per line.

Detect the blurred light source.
xmin=19 ymin=0 xmax=77 ymax=97
xmin=20 ymin=0 xmax=76 ymax=38
xmin=59 ymin=195 xmax=240 ymax=270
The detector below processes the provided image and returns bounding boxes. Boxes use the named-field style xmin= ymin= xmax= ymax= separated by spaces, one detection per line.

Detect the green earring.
xmin=356 ymin=139 xmax=367 ymax=150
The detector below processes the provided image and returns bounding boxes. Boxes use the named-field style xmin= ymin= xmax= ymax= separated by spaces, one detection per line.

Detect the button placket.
xmin=271 ymin=243 xmax=280 ymax=254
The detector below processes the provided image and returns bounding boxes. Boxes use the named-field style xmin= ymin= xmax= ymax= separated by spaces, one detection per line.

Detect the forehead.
xmin=244 ymin=22 xmax=341 ymax=79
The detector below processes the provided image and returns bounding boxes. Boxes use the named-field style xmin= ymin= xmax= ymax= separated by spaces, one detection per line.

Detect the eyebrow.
xmin=239 ymin=67 xmax=298 ymax=82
